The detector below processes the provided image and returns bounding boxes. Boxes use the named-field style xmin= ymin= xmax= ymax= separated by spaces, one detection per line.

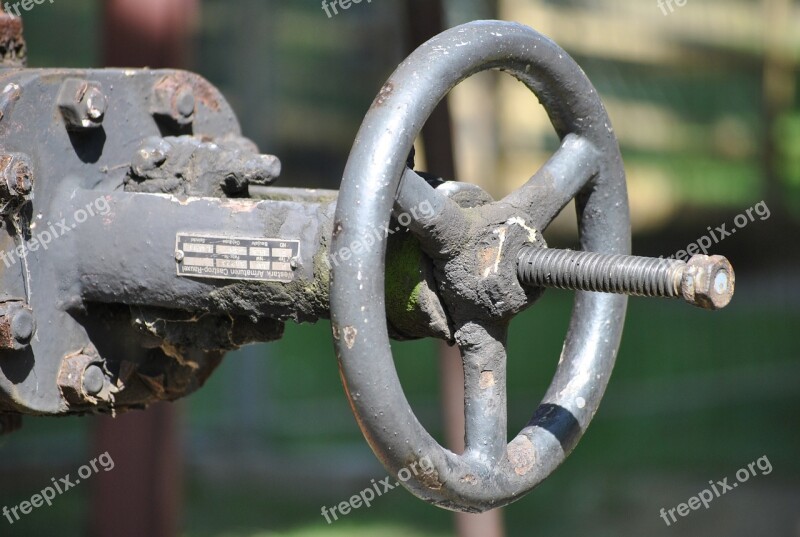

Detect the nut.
xmin=57 ymin=78 xmax=107 ymax=130
xmin=58 ymin=354 xmax=107 ymax=404
xmin=682 ymin=255 xmax=735 ymax=310
xmin=0 ymin=152 xmax=33 ymax=201
xmin=0 ymin=302 xmax=35 ymax=351
xmin=152 ymin=75 xmax=195 ymax=127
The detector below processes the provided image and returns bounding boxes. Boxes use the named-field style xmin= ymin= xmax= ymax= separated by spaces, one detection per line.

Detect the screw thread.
xmin=517 ymin=247 xmax=686 ymax=298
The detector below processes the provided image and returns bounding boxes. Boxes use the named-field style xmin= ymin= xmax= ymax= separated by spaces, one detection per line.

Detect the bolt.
xmin=517 ymin=248 xmax=735 ymax=310
xmin=0 ymin=153 xmax=33 ymax=202
xmin=57 ymin=78 xmax=106 ymax=130
xmin=289 ymin=257 xmax=299 ymax=270
xmin=59 ymin=354 xmax=106 ymax=404
xmin=175 ymin=250 xmax=185 ymax=263
xmin=0 ymin=303 xmax=35 ymax=350
xmin=175 ymin=87 xmax=196 ymax=118
xmin=85 ymin=86 xmax=107 ymax=121
xmin=151 ymin=75 xmax=195 ymax=127
xmin=9 ymin=307 xmax=33 ymax=343
xmin=82 ymin=364 xmax=105 ymax=396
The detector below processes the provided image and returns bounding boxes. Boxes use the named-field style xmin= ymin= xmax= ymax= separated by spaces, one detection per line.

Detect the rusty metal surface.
xmin=0 ymin=65 xmax=294 ymax=416
xmin=0 ymin=13 xmax=25 ymax=67
xmin=0 ymin=62 xmax=436 ymax=416
xmin=125 ymin=135 xmax=280 ymax=197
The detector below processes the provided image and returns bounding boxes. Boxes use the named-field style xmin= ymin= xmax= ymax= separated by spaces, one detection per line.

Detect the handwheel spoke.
xmin=457 ymin=321 xmax=509 ymax=465
xmin=502 ymin=134 xmax=599 ymax=231
xmin=394 ymin=168 xmax=468 ymax=258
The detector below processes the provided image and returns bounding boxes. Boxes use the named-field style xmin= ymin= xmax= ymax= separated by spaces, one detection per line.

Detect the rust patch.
xmin=343 ymin=325 xmax=358 ymax=349
xmin=332 ymin=221 xmax=343 ymax=239
xmin=479 ymin=371 xmax=495 ymax=389
xmin=220 ymin=198 xmax=259 ymax=213
xmin=374 ymin=82 xmax=394 ymax=107
xmin=0 ymin=14 xmax=26 ymax=67
xmin=460 ymin=474 xmax=478 ymax=485
xmin=417 ymin=466 xmax=443 ymax=491
xmin=138 ymin=372 xmax=168 ymax=399
xmin=478 ymin=244 xmax=501 ymax=278
xmin=507 ymin=435 xmax=536 ymax=476
xmin=155 ymin=72 xmax=220 ymax=113
xmin=190 ymin=75 xmax=222 ymax=112
xmin=0 ymin=313 xmax=13 ymax=348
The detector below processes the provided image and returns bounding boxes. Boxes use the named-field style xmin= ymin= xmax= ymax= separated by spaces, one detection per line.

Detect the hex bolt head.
xmin=681 ymin=255 xmax=735 ymax=310
xmin=152 ymin=75 xmax=195 ymax=127
xmin=82 ymin=364 xmax=106 ymax=397
xmin=58 ymin=78 xmax=107 ymax=131
xmin=0 ymin=153 xmax=33 ymax=201
xmin=59 ymin=354 xmax=107 ymax=404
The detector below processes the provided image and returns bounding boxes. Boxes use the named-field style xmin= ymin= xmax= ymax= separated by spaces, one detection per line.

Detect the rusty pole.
xmin=90 ymin=2 xmax=199 ymax=537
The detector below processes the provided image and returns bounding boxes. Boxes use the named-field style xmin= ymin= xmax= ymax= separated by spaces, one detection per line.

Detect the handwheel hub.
xmin=429 ymin=202 xmax=547 ymax=326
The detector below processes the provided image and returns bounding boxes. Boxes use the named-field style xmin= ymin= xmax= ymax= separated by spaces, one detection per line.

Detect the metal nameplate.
xmin=175 ymin=234 xmax=299 ymax=283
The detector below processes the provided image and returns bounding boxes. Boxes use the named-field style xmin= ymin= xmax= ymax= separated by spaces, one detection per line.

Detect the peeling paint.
xmin=507 ymin=435 xmax=536 ymax=476
xmin=343 ymin=325 xmax=357 ymax=349
xmin=479 ymin=370 xmax=495 ymax=389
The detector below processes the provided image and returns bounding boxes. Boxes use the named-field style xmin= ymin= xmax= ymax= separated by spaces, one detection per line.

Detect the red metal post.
xmin=90 ymin=2 xmax=199 ymax=536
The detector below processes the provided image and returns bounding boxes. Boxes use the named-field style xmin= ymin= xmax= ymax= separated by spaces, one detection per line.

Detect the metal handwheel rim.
xmin=331 ymin=20 xmax=630 ymax=512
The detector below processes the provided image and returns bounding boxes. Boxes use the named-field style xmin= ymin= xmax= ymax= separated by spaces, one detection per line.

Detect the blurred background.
xmin=1 ymin=0 xmax=799 ymax=536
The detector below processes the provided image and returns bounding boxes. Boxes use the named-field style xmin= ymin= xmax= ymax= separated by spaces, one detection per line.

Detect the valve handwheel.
xmin=331 ymin=20 xmax=733 ymax=512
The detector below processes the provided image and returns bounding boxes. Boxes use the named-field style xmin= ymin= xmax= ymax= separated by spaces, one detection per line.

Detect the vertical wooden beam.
xmin=762 ymin=0 xmax=795 ymax=217
xmin=405 ymin=2 xmax=505 ymax=536
xmin=90 ymin=2 xmax=198 ymax=536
